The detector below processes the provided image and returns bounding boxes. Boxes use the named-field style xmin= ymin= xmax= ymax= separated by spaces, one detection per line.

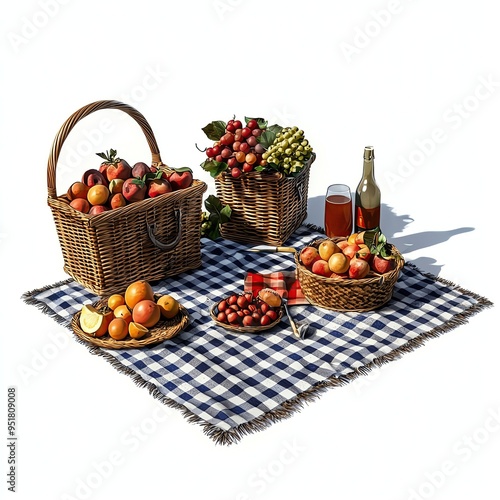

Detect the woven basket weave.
xmin=47 ymin=100 xmax=207 ymax=296
xmin=214 ymin=153 xmax=315 ymax=246
xmin=294 ymin=237 xmax=405 ymax=312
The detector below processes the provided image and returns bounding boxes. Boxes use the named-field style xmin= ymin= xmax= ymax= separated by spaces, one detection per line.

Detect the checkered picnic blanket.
xmin=22 ymin=225 xmax=492 ymax=444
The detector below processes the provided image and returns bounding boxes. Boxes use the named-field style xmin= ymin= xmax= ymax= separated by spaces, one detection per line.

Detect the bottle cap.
xmin=364 ymin=146 xmax=374 ymax=160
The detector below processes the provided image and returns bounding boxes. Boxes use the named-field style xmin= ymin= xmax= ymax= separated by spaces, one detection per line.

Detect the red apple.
xmin=122 ymin=178 xmax=146 ymax=203
xmin=300 ymin=246 xmax=320 ymax=267
xmin=349 ymin=258 xmax=370 ymax=279
xmin=371 ymin=255 xmax=395 ymax=274
xmin=106 ymin=159 xmax=132 ymax=182
xmin=147 ymin=178 xmax=172 ymax=198
xmin=168 ymin=167 xmax=193 ymax=190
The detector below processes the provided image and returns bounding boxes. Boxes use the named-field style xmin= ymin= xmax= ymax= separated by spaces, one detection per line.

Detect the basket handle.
xmin=146 ymin=209 xmax=183 ymax=251
xmin=47 ymin=100 xmax=163 ymax=199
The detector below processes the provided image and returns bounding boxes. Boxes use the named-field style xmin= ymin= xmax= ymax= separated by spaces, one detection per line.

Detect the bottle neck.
xmin=362 ymin=158 xmax=375 ymax=180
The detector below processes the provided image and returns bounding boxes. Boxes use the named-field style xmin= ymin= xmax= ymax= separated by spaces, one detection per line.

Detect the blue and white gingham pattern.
xmin=27 ymin=226 xmax=479 ymax=432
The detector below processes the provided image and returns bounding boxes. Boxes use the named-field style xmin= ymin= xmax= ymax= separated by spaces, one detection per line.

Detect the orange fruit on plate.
xmin=125 ymin=280 xmax=154 ymax=309
xmin=114 ymin=304 xmax=132 ymax=324
xmin=94 ymin=310 xmax=114 ymax=337
xmin=157 ymin=295 xmax=179 ymax=319
xmin=107 ymin=294 xmax=125 ymax=311
xmin=108 ymin=318 xmax=129 ymax=340
xmin=129 ymin=322 xmax=149 ymax=339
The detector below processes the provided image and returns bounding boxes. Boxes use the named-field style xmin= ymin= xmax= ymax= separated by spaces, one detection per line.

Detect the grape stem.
xmin=195 ymin=143 xmax=207 ymax=152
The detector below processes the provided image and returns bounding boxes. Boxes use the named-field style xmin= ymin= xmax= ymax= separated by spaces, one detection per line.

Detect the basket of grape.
xmin=199 ymin=117 xmax=315 ymax=246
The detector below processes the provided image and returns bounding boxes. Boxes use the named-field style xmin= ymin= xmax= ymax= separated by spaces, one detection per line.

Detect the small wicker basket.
xmin=215 ymin=153 xmax=315 ymax=246
xmin=47 ymin=100 xmax=207 ymax=296
xmin=294 ymin=237 xmax=405 ymax=312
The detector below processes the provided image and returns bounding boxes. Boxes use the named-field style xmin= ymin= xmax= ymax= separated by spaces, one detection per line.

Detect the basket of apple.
xmin=294 ymin=229 xmax=404 ymax=312
xmin=47 ymin=100 xmax=207 ymax=296
xmin=198 ymin=117 xmax=315 ymax=246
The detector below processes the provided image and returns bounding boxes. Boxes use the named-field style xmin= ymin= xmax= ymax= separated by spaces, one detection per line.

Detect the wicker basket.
xmin=215 ymin=153 xmax=315 ymax=246
xmin=71 ymin=294 xmax=189 ymax=349
xmin=47 ymin=100 xmax=207 ymax=296
xmin=294 ymin=237 xmax=405 ymax=312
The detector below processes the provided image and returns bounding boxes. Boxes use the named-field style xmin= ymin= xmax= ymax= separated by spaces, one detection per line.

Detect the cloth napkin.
xmin=243 ymin=270 xmax=310 ymax=305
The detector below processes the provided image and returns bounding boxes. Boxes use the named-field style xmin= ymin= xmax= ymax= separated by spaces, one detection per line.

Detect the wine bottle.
xmin=355 ymin=146 xmax=381 ymax=232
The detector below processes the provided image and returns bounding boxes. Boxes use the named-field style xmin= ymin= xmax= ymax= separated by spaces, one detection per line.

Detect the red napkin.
xmin=243 ymin=271 xmax=310 ymax=306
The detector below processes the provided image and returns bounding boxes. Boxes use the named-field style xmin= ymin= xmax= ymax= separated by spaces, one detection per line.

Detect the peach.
xmin=132 ymin=299 xmax=160 ymax=328
xmin=328 ymin=253 xmax=350 ymax=274
xmin=337 ymin=240 xmax=350 ymax=251
xmin=300 ymin=246 xmax=320 ymax=267
xmin=349 ymin=258 xmax=370 ymax=279
xmin=108 ymin=178 xmax=125 ymax=194
xmin=69 ymin=198 xmax=90 ymax=213
xmin=110 ymin=193 xmax=127 ymax=209
xmin=347 ymin=233 xmax=358 ymax=245
xmin=356 ymin=245 xmax=372 ymax=263
xmin=67 ymin=181 xmax=89 ymax=201
xmin=371 ymin=255 xmax=395 ymax=274
xmin=82 ymin=169 xmax=106 ymax=187
xmin=318 ymin=239 xmax=341 ymax=261
xmin=131 ymin=162 xmax=151 ymax=179
xmin=343 ymin=244 xmax=360 ymax=260
xmin=88 ymin=205 xmax=109 ymax=216
xmin=311 ymin=259 xmax=331 ymax=277
xmin=355 ymin=231 xmax=366 ymax=245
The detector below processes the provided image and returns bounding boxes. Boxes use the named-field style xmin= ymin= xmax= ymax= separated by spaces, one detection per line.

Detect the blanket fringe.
xmin=20 ymin=248 xmax=494 ymax=446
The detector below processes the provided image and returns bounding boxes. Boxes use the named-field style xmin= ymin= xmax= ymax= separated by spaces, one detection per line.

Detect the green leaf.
xmin=255 ymin=162 xmax=280 ymax=173
xmin=171 ymin=166 xmax=193 ymax=174
xmin=258 ymin=130 xmax=278 ymax=149
xmin=202 ymin=121 xmax=227 ymax=141
xmin=200 ymin=159 xmax=228 ymax=178
xmin=266 ymin=124 xmax=283 ymax=136
xmin=131 ymin=178 xmax=146 ymax=188
xmin=245 ymin=116 xmax=268 ymax=129
xmin=201 ymin=195 xmax=232 ymax=240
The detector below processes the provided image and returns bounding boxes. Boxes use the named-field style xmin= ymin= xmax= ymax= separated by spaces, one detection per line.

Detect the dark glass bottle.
xmin=355 ymin=146 xmax=381 ymax=231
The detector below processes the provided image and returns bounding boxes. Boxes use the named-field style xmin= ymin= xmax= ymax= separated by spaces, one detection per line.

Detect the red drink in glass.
xmin=324 ymin=184 xmax=352 ymax=238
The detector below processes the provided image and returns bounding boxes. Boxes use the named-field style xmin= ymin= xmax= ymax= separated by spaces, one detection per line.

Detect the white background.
xmin=1 ymin=1 xmax=499 ymax=499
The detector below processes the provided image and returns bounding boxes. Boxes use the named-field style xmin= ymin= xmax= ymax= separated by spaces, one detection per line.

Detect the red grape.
xmin=231 ymin=167 xmax=242 ymax=178
xmin=233 ymin=120 xmax=242 ymax=129
xmin=247 ymin=119 xmax=258 ymax=130
xmin=239 ymin=142 xmax=250 ymax=153
xmin=221 ymin=147 xmax=232 ymax=159
xmin=246 ymin=136 xmax=257 ymax=147
xmin=206 ymin=147 xmax=216 ymax=158
xmin=241 ymin=127 xmax=252 ymax=138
